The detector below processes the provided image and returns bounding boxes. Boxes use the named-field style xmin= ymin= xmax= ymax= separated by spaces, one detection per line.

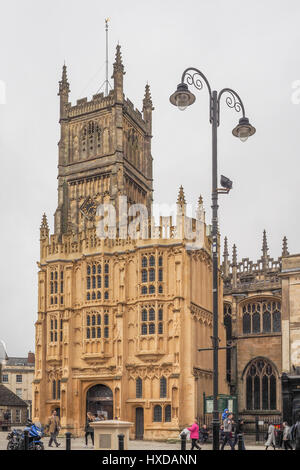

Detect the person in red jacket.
xmin=188 ymin=419 xmax=202 ymax=450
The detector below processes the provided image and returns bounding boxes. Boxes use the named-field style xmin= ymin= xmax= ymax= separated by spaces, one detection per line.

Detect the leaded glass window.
xmin=160 ymin=377 xmax=167 ymax=398
xmin=136 ymin=378 xmax=142 ymax=398
xmin=242 ymin=300 xmax=281 ymax=335
xmin=153 ymin=405 xmax=162 ymax=422
xmin=164 ymin=405 xmax=171 ymax=422
xmin=223 ymin=303 xmax=232 ymax=383
xmin=245 ymin=358 xmax=277 ymax=411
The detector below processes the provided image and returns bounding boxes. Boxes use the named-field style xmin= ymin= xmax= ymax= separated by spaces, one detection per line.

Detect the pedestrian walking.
xmin=282 ymin=422 xmax=293 ymax=450
xmin=199 ymin=424 xmax=210 ymax=443
xmin=46 ymin=410 xmax=61 ymax=448
xmin=84 ymin=412 xmax=95 ymax=448
xmin=187 ymin=419 xmax=201 ymax=450
xmin=265 ymin=421 xmax=276 ymax=450
xmin=220 ymin=413 xmax=235 ymax=450
xmin=291 ymin=415 xmax=300 ymax=450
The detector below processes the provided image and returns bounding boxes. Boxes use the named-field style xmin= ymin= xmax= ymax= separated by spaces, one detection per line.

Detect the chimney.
xmin=27 ymin=352 xmax=35 ymax=365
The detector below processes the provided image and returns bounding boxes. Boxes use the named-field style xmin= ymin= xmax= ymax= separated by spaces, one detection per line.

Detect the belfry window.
xmin=82 ymin=121 xmax=101 ymax=157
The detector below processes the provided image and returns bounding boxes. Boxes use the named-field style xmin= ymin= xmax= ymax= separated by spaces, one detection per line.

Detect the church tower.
xmin=33 ymin=45 xmax=228 ymax=440
xmin=54 ymin=45 xmax=153 ymax=238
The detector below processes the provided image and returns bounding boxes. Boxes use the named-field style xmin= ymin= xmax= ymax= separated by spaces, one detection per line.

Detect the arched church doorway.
xmin=86 ymin=384 xmax=113 ymax=420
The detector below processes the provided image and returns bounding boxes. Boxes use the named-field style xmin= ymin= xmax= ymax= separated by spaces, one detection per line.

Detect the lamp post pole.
xmin=211 ymin=89 xmax=220 ymax=451
xmin=170 ymin=69 xmax=255 ymax=451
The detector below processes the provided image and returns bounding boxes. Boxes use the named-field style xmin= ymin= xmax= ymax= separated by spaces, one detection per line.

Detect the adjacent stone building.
xmin=222 ymin=232 xmax=285 ymax=423
xmin=32 ymin=45 xmax=228 ymax=439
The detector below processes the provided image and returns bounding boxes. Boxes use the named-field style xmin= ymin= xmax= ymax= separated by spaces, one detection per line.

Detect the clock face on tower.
xmin=80 ymin=196 xmax=97 ymax=221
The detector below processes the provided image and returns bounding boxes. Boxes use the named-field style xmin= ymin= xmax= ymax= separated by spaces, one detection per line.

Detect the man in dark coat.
xmin=46 ymin=410 xmax=61 ymax=448
xmin=291 ymin=415 xmax=300 ymax=450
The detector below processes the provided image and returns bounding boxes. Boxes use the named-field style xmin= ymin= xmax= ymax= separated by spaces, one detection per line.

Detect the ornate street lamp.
xmin=170 ymin=67 xmax=255 ymax=451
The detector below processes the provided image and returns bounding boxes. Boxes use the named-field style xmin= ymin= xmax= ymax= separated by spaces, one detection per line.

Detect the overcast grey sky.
xmin=1 ymin=0 xmax=299 ymax=355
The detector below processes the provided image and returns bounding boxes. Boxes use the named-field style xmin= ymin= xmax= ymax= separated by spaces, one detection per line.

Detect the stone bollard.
xmin=181 ymin=433 xmax=187 ymax=450
xmin=238 ymin=433 xmax=244 ymax=450
xmin=118 ymin=433 xmax=125 ymax=450
xmin=65 ymin=432 xmax=72 ymax=451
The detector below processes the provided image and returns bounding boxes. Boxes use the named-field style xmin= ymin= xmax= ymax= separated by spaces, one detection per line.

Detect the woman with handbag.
xmin=84 ymin=412 xmax=95 ymax=448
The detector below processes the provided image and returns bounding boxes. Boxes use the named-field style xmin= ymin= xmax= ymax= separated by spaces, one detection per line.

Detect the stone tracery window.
xmin=49 ymin=267 xmax=64 ymax=307
xmin=140 ymin=253 xmax=163 ymax=296
xmin=164 ymin=405 xmax=171 ymax=422
xmin=85 ymin=310 xmax=109 ymax=340
xmin=245 ymin=358 xmax=277 ymax=410
xmin=140 ymin=305 xmax=164 ymax=336
xmin=51 ymin=379 xmax=61 ymax=400
xmin=81 ymin=121 xmax=101 ymax=158
xmin=242 ymin=300 xmax=281 ymax=335
xmin=160 ymin=377 xmax=167 ymax=398
xmin=86 ymin=261 xmax=109 ymax=302
xmin=49 ymin=315 xmax=62 ymax=343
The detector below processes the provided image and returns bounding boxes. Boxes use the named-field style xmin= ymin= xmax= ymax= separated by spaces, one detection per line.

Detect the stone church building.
xmin=32 ymin=45 xmax=228 ymax=439
xmin=222 ymin=231 xmax=300 ymax=424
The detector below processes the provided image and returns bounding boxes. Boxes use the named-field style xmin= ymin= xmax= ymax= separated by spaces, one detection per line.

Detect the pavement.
xmin=0 ymin=431 xmax=269 ymax=451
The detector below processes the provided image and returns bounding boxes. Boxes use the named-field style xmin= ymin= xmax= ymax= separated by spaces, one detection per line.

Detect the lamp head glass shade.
xmin=169 ymin=83 xmax=196 ymax=111
xmin=232 ymin=117 xmax=256 ymax=142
